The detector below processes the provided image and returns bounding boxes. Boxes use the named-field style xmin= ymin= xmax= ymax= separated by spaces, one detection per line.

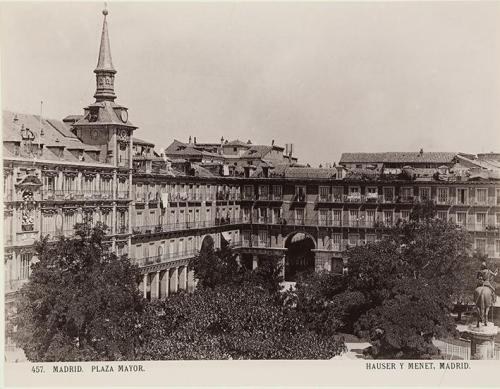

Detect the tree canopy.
xmin=137 ymin=285 xmax=345 ymax=360
xmin=13 ymin=223 xmax=144 ymax=361
xmin=293 ymin=211 xmax=477 ymax=359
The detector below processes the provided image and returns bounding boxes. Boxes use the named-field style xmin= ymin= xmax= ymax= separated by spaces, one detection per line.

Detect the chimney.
xmin=188 ymin=136 xmax=192 ymax=144
xmin=271 ymin=139 xmax=275 ymax=146
xmin=419 ymin=148 xmax=424 ymax=156
xmin=285 ymin=144 xmax=289 ymax=156
xmin=194 ymin=136 xmax=197 ymax=144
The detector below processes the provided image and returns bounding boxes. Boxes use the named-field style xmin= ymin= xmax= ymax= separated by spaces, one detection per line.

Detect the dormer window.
xmin=89 ymin=107 xmax=99 ymax=122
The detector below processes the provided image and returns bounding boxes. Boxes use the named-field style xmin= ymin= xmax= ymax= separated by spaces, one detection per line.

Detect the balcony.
xmin=469 ymin=223 xmax=500 ymax=232
xmin=241 ymin=193 xmax=256 ymax=201
xmin=116 ymin=225 xmax=129 ymax=235
xmin=131 ymin=219 xmax=249 ymax=236
xmin=135 ymin=249 xmax=200 ymax=267
xmin=42 ymin=190 xmax=114 ymax=201
xmin=117 ymin=191 xmax=129 ymax=200
xmin=216 ymin=192 xmax=232 ymax=201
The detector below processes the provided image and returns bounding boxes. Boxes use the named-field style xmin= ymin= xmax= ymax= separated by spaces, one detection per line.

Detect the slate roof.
xmin=164 ymin=139 xmax=221 ymax=159
xmin=73 ymin=101 xmax=135 ymax=127
xmin=340 ymin=152 xmax=457 ymax=164
xmin=3 ymin=110 xmax=105 ymax=159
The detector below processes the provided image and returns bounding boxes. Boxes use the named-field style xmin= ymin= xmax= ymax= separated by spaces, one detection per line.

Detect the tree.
xmin=189 ymin=237 xmax=283 ymax=294
xmin=294 ymin=211 xmax=476 ymax=359
xmin=12 ymin=223 xmax=144 ymax=361
xmin=189 ymin=236 xmax=244 ymax=289
xmin=136 ymin=285 xmax=345 ymax=359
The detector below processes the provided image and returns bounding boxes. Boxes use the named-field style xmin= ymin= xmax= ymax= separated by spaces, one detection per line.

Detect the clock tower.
xmin=72 ymin=7 xmax=136 ymax=169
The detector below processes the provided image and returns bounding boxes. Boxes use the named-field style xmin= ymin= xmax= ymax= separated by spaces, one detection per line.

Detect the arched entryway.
xmin=284 ymin=232 xmax=316 ymax=281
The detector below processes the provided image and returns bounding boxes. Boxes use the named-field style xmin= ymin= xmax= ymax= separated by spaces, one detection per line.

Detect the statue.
xmin=474 ymin=261 xmax=498 ymax=327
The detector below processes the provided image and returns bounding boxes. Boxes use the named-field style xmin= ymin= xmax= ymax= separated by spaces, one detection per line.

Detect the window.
xmin=332 ymin=187 xmax=343 ymax=202
xmin=456 ymin=188 xmax=468 ymax=205
xmin=476 ymin=213 xmax=487 ymax=228
xmin=383 ymin=211 xmax=393 ymax=225
xmin=332 ymin=234 xmax=342 ymax=250
xmin=272 ymin=208 xmax=281 ymax=224
xmin=497 ymin=189 xmax=500 ymax=206
xmin=332 ymin=210 xmax=342 ymax=226
xmin=63 ymin=175 xmax=76 ymax=193
xmin=476 ymin=188 xmax=487 ymax=205
xmin=348 ymin=234 xmax=359 ymax=246
xmin=496 ymin=240 xmax=500 ymax=256
xmin=319 ymin=209 xmax=329 ymax=226
xmin=437 ymin=188 xmax=449 ymax=204
xmin=475 ymin=238 xmax=486 ymax=255
xmin=366 ymin=234 xmax=376 ymax=243
xmin=419 ymin=187 xmax=431 ymax=201
xmin=44 ymin=175 xmax=55 ymax=191
xmin=349 ymin=209 xmax=359 ymax=227
xmin=383 ymin=187 xmax=394 ymax=203
xmin=243 ymin=185 xmax=254 ymax=200
xmin=456 ymin=212 xmax=467 ymax=227
xmin=272 ymin=185 xmax=282 ymax=200
xmin=401 ymin=187 xmax=413 ymax=202
xmin=401 ymin=210 xmax=411 ymax=221
xmin=437 ymin=211 xmax=448 ymax=221
xmin=243 ymin=230 xmax=252 ymax=246
xmin=242 ymin=207 xmax=251 ymax=223
xmin=18 ymin=253 xmax=32 ymax=280
xmin=295 ymin=186 xmax=306 ymax=201
xmin=366 ymin=187 xmax=378 ymax=201
xmin=349 ymin=186 xmax=360 ymax=194
xmin=496 ymin=213 xmax=500 ymax=226
xmin=258 ymin=208 xmax=268 ymax=223
xmin=258 ymin=230 xmax=268 ymax=247
xmin=136 ymin=184 xmax=144 ymax=201
xmin=295 ymin=209 xmax=305 ymax=225
xmin=319 ymin=186 xmax=330 ymax=202
xmin=366 ymin=209 xmax=376 ymax=227
xmin=258 ymin=185 xmax=269 ymax=200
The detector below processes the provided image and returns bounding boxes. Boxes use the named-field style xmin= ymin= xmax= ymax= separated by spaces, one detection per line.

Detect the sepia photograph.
xmin=1 ymin=1 xmax=500 ymax=387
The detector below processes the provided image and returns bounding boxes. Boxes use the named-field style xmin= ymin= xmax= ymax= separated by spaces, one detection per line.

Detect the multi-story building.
xmin=4 ymin=9 xmax=500 ymax=309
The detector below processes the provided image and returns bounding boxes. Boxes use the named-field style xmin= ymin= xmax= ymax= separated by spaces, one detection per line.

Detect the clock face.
xmin=120 ymin=110 xmax=128 ymax=123
xmin=120 ymin=129 xmax=128 ymax=139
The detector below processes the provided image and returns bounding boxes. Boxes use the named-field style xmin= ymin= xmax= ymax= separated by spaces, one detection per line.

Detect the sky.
xmin=1 ymin=1 xmax=500 ymax=166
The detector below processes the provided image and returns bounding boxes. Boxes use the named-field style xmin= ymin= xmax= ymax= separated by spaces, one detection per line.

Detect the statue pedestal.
xmin=465 ymin=323 xmax=498 ymax=360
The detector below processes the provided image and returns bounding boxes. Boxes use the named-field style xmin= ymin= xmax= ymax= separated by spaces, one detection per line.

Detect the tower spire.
xmin=94 ymin=6 xmax=117 ymax=102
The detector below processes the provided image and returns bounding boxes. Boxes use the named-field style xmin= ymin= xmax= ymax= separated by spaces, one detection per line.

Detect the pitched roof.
xmin=164 ymin=139 xmax=222 ymax=159
xmin=340 ymin=152 xmax=457 ymax=164
xmin=269 ymin=165 xmax=338 ymax=179
xmin=133 ymin=137 xmax=155 ymax=147
xmin=3 ymin=110 xmax=103 ymax=155
xmin=73 ymin=101 xmax=135 ymax=127
xmin=225 ymin=139 xmax=250 ymax=148
xmin=241 ymin=145 xmax=273 ymax=159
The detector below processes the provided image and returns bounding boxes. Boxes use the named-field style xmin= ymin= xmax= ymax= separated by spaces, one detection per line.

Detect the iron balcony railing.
xmin=41 ymin=190 xmax=114 ymax=201
xmin=131 ymin=218 xmax=249 ymax=235
xmin=135 ymin=249 xmax=200 ymax=267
